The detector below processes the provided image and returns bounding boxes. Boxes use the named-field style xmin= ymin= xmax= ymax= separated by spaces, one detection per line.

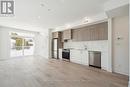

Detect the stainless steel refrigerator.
xmin=52 ymin=39 xmax=59 ymax=59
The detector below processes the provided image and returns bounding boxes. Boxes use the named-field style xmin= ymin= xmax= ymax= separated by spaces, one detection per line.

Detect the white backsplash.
xmin=64 ymin=40 xmax=108 ymax=51
xmin=64 ymin=40 xmax=109 ymax=71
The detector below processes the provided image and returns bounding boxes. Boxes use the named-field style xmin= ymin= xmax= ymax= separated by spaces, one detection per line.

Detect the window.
xmin=10 ymin=32 xmax=34 ymax=57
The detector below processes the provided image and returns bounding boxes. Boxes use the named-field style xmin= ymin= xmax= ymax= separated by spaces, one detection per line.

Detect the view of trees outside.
xmin=10 ymin=32 xmax=34 ymax=57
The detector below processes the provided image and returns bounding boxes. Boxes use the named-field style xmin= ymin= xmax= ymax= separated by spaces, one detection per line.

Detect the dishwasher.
xmin=89 ymin=51 xmax=101 ymax=68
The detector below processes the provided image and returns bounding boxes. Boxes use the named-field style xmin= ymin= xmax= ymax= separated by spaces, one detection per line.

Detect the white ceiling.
xmin=0 ymin=0 xmax=111 ymax=31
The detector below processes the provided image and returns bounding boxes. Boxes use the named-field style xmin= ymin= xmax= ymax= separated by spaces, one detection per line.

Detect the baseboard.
xmin=107 ymin=68 xmax=112 ymax=72
xmin=101 ymin=67 xmax=112 ymax=72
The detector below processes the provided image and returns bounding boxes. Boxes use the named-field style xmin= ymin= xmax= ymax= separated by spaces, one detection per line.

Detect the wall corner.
xmin=107 ymin=18 xmax=113 ymax=72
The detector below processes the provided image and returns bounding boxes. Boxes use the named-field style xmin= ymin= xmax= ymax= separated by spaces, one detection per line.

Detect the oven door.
xmin=62 ymin=50 xmax=70 ymax=60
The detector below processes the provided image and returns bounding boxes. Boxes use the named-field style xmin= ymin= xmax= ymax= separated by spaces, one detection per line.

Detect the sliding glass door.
xmin=23 ymin=38 xmax=34 ymax=56
xmin=10 ymin=32 xmax=34 ymax=57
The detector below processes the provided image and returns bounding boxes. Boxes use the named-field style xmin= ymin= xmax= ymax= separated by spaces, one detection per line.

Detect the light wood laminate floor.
xmin=0 ymin=56 xmax=128 ymax=87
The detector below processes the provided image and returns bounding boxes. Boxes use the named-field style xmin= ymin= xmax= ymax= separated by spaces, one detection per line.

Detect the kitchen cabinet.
xmin=60 ymin=32 xmax=64 ymax=42
xmin=52 ymin=32 xmax=63 ymax=48
xmin=82 ymin=28 xmax=91 ymax=41
xmin=63 ymin=29 xmax=72 ymax=40
xmin=98 ymin=23 xmax=108 ymax=40
xmin=70 ymin=50 xmax=81 ymax=64
xmin=72 ymin=28 xmax=86 ymax=41
xmin=58 ymin=32 xmax=64 ymax=48
xmin=81 ymin=50 xmax=89 ymax=65
xmin=89 ymin=26 xmax=99 ymax=40
xmin=59 ymin=49 xmax=62 ymax=59
xmin=70 ymin=49 xmax=88 ymax=65
xmin=52 ymin=32 xmax=59 ymax=38
xmin=77 ymin=29 xmax=82 ymax=41
xmin=90 ymin=23 xmax=108 ymax=40
xmin=72 ymin=22 xmax=108 ymax=41
xmin=72 ymin=29 xmax=78 ymax=41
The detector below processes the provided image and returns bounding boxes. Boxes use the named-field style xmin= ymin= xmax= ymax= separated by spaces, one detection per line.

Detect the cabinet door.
xmin=84 ymin=28 xmax=91 ymax=41
xmin=63 ymin=29 xmax=72 ymax=40
xmin=63 ymin=30 xmax=66 ymax=40
xmin=70 ymin=50 xmax=82 ymax=64
xmin=77 ymin=29 xmax=82 ymax=41
xmin=73 ymin=29 xmax=83 ymax=41
xmin=90 ymin=27 xmax=96 ymax=40
xmin=81 ymin=28 xmax=86 ymax=41
xmin=81 ymin=51 xmax=89 ymax=65
xmin=52 ymin=32 xmax=59 ymax=38
xmin=103 ymin=23 xmax=108 ymax=40
xmin=59 ymin=49 xmax=62 ymax=59
xmin=98 ymin=28 xmax=104 ymax=40
xmin=90 ymin=22 xmax=108 ymax=41
xmin=98 ymin=23 xmax=108 ymax=40
xmin=70 ymin=50 xmax=89 ymax=65
xmin=73 ymin=28 xmax=91 ymax=41
xmin=72 ymin=29 xmax=78 ymax=41
xmin=79 ymin=28 xmax=88 ymax=41
xmin=71 ymin=22 xmax=108 ymax=41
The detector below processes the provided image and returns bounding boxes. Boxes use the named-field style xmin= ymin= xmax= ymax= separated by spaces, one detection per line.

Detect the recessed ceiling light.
xmin=48 ymin=9 xmax=51 ymax=11
xmin=40 ymin=3 xmax=45 ymax=7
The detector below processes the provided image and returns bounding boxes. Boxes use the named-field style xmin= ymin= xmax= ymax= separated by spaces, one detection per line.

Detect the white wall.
xmin=34 ymin=30 xmax=49 ymax=58
xmin=128 ymin=0 xmax=130 ymax=87
xmin=0 ymin=28 xmax=10 ymax=59
xmin=0 ymin=26 xmax=37 ymax=59
xmin=0 ymin=26 xmax=49 ymax=59
xmin=64 ymin=40 xmax=109 ymax=71
xmin=112 ymin=16 xmax=129 ymax=75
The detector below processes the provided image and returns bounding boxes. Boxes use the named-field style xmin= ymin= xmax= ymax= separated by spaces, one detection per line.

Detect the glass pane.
xmin=10 ymin=37 xmax=23 ymax=57
xmin=23 ymin=38 xmax=34 ymax=56
xmin=10 ymin=32 xmax=35 ymax=57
